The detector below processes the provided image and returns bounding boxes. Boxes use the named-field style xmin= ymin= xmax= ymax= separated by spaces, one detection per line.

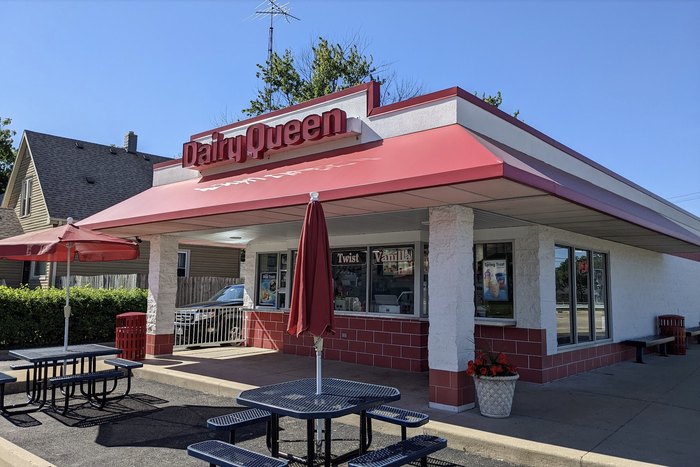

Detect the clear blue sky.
xmin=3 ymin=1 xmax=699 ymax=216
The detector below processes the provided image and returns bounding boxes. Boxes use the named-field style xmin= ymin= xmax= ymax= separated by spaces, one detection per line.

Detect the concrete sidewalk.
xmin=132 ymin=345 xmax=700 ymax=467
xmin=2 ymin=345 xmax=698 ymax=466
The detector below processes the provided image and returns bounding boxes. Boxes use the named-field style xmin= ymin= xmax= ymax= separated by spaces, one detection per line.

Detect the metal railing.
xmin=173 ymin=306 xmax=246 ymax=349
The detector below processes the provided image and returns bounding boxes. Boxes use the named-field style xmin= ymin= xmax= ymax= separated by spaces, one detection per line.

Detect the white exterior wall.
xmin=538 ymin=226 xmax=700 ymax=353
xmin=474 ymin=224 xmax=700 ymax=355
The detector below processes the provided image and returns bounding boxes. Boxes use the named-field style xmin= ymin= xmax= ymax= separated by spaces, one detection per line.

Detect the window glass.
xmin=592 ymin=252 xmax=609 ymax=339
xmin=257 ymin=253 xmax=278 ymax=307
xmin=331 ymin=249 xmax=368 ymax=312
xmin=278 ymin=253 xmax=288 ymax=308
xmin=575 ymin=249 xmax=592 ymax=343
xmin=369 ymin=246 xmax=414 ymax=314
xmin=555 ymin=245 xmax=609 ymax=346
xmin=20 ymin=178 xmax=32 ymax=217
xmin=555 ymin=246 xmax=572 ymax=345
xmin=31 ymin=261 xmax=47 ymax=277
xmin=177 ymin=250 xmax=189 ymax=277
xmin=474 ymin=243 xmax=513 ymax=319
xmin=421 ymin=244 xmax=429 ymax=317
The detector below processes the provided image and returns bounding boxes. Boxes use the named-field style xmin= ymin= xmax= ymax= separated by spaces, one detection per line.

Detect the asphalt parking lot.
xmin=0 ymin=377 xmax=517 ymax=467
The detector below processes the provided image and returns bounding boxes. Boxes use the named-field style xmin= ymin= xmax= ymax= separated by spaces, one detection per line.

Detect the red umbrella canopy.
xmin=0 ymin=223 xmax=139 ymax=262
xmin=287 ymin=195 xmax=334 ymax=338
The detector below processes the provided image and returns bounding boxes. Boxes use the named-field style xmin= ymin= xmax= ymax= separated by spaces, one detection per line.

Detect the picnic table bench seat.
xmin=49 ymin=369 xmax=123 ymax=414
xmin=10 ymin=358 xmax=78 ymax=372
xmin=348 ymin=434 xmax=447 ymax=467
xmin=11 ymin=358 xmax=79 ymax=396
xmin=188 ymin=440 xmax=288 ymax=467
xmin=686 ymin=326 xmax=700 ymax=347
xmin=622 ymin=334 xmax=675 ymax=363
xmin=207 ymin=408 xmax=272 ymax=444
xmin=365 ymin=405 xmax=429 ymax=446
xmin=104 ymin=358 xmax=143 ymax=370
xmin=0 ymin=372 xmax=18 ymax=413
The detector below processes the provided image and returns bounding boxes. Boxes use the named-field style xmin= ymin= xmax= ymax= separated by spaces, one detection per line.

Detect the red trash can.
xmin=658 ymin=314 xmax=686 ymax=355
xmin=115 ymin=312 xmax=147 ymax=360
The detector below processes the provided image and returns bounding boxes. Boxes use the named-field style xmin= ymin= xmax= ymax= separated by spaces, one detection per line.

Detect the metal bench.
xmin=686 ymin=326 xmax=700 ymax=347
xmin=49 ymin=369 xmax=123 ymax=414
xmin=104 ymin=358 xmax=142 ymax=395
xmin=622 ymin=334 xmax=675 ymax=363
xmin=104 ymin=358 xmax=143 ymax=370
xmin=348 ymin=434 xmax=447 ymax=467
xmin=0 ymin=372 xmax=18 ymax=413
xmin=207 ymin=408 xmax=272 ymax=444
xmin=365 ymin=405 xmax=429 ymax=448
xmin=188 ymin=440 xmax=288 ymax=467
xmin=11 ymin=358 xmax=78 ymax=397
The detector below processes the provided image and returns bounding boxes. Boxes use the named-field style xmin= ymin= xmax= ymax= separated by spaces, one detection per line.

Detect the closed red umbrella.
xmin=287 ymin=192 xmax=334 ymax=450
xmin=287 ymin=192 xmax=334 ymax=340
xmin=0 ymin=218 xmax=139 ymax=350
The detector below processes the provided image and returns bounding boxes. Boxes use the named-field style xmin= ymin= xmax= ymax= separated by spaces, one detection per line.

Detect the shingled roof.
xmin=24 ymin=130 xmax=171 ymax=221
xmin=0 ymin=207 xmax=22 ymax=239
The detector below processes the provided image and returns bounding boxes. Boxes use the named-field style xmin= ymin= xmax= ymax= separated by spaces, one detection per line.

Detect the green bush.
xmin=0 ymin=285 xmax=147 ymax=349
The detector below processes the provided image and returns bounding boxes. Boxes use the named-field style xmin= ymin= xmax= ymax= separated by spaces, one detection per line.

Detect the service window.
xmin=474 ymin=242 xmax=514 ymax=319
xmin=257 ymin=253 xmax=279 ymax=308
xmin=331 ymin=248 xmax=368 ymax=312
xmin=369 ymin=246 xmax=415 ymax=315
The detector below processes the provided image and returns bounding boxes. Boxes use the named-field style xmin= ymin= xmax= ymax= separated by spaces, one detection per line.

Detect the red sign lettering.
xmin=182 ymin=108 xmax=348 ymax=169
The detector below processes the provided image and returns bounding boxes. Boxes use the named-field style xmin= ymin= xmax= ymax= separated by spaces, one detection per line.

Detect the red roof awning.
xmin=78 ymin=124 xmax=700 ymax=255
xmin=79 ymin=125 xmax=504 ymax=230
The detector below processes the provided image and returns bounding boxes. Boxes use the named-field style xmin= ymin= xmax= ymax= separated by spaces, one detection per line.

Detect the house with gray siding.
xmin=1 ymin=130 xmax=241 ymax=288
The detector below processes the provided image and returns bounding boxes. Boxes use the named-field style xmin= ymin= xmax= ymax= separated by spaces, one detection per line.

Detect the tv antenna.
xmin=255 ymin=1 xmax=300 ymax=67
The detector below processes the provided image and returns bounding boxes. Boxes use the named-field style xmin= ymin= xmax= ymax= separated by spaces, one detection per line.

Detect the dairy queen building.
xmin=80 ymin=82 xmax=700 ymax=412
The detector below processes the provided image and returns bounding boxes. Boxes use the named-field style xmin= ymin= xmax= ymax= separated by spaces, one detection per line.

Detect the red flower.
xmin=466 ymin=350 xmax=518 ymax=378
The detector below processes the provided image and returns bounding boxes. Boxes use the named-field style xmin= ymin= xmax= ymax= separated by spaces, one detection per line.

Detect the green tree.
xmin=475 ymin=91 xmax=520 ymax=119
xmin=244 ymin=36 xmax=422 ymax=116
xmin=0 ymin=117 xmax=17 ymax=195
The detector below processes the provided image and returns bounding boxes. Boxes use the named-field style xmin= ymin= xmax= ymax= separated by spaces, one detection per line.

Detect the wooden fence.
xmin=58 ymin=274 xmax=242 ymax=307
xmin=58 ymin=273 xmax=148 ymax=290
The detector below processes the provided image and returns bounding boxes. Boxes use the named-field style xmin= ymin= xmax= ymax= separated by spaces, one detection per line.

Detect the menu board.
xmin=259 ymin=272 xmax=277 ymax=306
xmin=482 ymin=259 xmax=508 ymax=301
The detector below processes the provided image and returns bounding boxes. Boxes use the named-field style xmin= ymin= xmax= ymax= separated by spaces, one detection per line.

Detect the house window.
xmin=177 ymin=250 xmax=190 ymax=277
xmin=31 ymin=261 xmax=47 ymax=278
xmin=474 ymin=242 xmax=514 ymax=319
xmin=20 ymin=178 xmax=33 ymax=217
xmin=555 ymin=245 xmax=609 ymax=346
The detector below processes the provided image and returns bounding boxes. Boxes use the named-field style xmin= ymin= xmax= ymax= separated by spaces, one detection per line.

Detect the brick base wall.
xmin=246 ymin=311 xmax=286 ymax=350
xmin=247 ymin=311 xmax=429 ymax=371
xmin=243 ymin=313 xmax=637 ymax=383
xmin=146 ymin=333 xmax=174 ymax=357
xmin=475 ymin=325 xmax=637 ymax=383
xmin=429 ymin=369 xmax=474 ymax=409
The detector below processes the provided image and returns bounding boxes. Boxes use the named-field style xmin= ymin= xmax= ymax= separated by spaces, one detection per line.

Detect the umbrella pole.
xmin=314 ymin=336 xmax=324 ymax=454
xmin=63 ymin=243 xmax=72 ymax=352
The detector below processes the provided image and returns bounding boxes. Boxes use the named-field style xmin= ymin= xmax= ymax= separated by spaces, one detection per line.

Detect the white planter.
xmin=473 ymin=374 xmax=519 ymax=418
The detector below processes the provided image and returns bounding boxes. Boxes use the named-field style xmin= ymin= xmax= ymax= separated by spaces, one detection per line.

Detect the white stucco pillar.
xmin=428 ymin=205 xmax=475 ymax=412
xmin=145 ymin=234 xmax=178 ymax=356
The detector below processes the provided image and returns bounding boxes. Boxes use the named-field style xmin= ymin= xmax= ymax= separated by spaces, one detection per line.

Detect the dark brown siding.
xmin=184 ymin=245 xmax=241 ymax=278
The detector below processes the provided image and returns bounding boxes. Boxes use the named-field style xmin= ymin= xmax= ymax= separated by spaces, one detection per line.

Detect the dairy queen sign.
xmin=182 ymin=108 xmax=353 ymax=169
